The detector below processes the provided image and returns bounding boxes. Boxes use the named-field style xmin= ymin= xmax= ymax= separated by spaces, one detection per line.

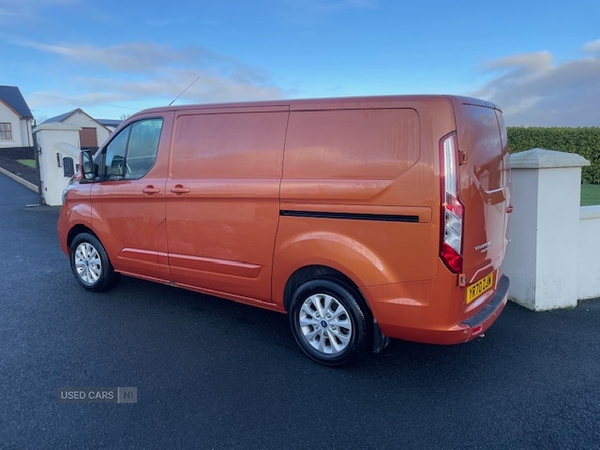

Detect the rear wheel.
xmin=288 ymin=279 xmax=371 ymax=366
xmin=70 ymin=233 xmax=120 ymax=292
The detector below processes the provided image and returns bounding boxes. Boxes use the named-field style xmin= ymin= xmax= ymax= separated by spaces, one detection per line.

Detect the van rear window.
xmin=283 ymin=109 xmax=420 ymax=179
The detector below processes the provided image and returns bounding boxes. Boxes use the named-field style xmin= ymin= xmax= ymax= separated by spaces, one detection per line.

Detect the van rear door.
xmin=454 ymin=99 xmax=510 ymax=290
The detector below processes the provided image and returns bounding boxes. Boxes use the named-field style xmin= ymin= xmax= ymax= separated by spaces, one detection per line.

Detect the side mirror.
xmin=80 ymin=150 xmax=95 ymax=180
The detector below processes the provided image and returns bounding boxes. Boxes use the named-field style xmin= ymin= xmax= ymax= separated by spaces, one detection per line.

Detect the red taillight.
xmin=440 ymin=132 xmax=464 ymax=273
xmin=441 ymin=242 xmax=462 ymax=273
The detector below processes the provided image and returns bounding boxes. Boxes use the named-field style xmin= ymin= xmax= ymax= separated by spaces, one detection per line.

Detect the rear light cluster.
xmin=440 ymin=132 xmax=464 ymax=273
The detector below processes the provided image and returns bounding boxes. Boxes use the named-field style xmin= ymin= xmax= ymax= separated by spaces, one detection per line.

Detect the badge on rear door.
xmin=474 ymin=241 xmax=492 ymax=253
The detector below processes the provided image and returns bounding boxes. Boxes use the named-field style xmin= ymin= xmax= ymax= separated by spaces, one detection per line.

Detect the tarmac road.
xmin=1 ymin=172 xmax=599 ymax=450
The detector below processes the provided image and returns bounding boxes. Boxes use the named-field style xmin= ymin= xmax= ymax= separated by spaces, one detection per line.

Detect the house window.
xmin=0 ymin=123 xmax=12 ymax=141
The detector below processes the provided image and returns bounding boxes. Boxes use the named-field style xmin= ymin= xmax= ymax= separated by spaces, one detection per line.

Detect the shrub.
xmin=507 ymin=127 xmax=600 ymax=184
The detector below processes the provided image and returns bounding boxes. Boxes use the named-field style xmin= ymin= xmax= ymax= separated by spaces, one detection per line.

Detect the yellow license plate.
xmin=466 ymin=272 xmax=495 ymax=304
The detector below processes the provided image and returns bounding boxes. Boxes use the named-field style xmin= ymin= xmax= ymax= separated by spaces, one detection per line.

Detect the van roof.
xmin=136 ymin=95 xmax=498 ymax=116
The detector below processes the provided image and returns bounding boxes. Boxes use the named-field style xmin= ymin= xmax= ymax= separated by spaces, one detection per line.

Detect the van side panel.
xmin=282 ymin=108 xmax=420 ymax=179
xmin=274 ymin=105 xmax=443 ymax=305
xmin=165 ymin=108 xmax=289 ymax=302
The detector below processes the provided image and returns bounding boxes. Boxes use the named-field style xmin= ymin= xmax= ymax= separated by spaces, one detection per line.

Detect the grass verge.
xmin=581 ymin=183 xmax=600 ymax=206
xmin=17 ymin=159 xmax=36 ymax=169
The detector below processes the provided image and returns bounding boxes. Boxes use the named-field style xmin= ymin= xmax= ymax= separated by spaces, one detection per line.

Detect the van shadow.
xmin=107 ymin=276 xmax=519 ymax=381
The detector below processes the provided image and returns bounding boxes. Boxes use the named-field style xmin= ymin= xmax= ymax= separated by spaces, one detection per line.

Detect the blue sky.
xmin=1 ymin=0 xmax=599 ymax=126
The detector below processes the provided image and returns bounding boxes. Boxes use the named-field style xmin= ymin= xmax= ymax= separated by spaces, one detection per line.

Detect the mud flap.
xmin=373 ymin=319 xmax=390 ymax=353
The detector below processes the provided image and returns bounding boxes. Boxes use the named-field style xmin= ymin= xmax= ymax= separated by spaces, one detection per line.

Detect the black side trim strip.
xmin=280 ymin=210 xmax=419 ymax=223
xmin=461 ymin=275 xmax=510 ymax=327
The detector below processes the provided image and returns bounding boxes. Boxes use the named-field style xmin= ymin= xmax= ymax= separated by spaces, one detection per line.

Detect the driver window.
xmin=103 ymin=118 xmax=163 ymax=180
xmin=105 ymin=127 xmax=130 ymax=179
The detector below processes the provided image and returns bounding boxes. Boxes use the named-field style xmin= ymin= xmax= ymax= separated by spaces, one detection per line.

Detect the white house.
xmin=97 ymin=118 xmax=122 ymax=132
xmin=33 ymin=122 xmax=82 ymax=206
xmin=41 ymin=108 xmax=113 ymax=149
xmin=0 ymin=85 xmax=34 ymax=148
xmin=32 ymin=109 xmax=122 ymax=205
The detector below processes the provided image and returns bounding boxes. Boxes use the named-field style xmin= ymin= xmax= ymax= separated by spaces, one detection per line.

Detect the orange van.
xmin=58 ymin=95 xmax=512 ymax=366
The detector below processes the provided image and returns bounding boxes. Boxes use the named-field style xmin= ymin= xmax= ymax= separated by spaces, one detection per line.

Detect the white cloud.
xmin=582 ymin=39 xmax=600 ymax=55
xmin=473 ymin=42 xmax=600 ymax=126
xmin=75 ymin=69 xmax=285 ymax=105
xmin=16 ymin=39 xmax=228 ymax=73
xmin=18 ymin=39 xmax=287 ymax=117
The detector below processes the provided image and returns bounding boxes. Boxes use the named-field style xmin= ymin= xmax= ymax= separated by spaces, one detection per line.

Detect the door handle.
xmin=143 ymin=186 xmax=160 ymax=194
xmin=171 ymin=185 xmax=190 ymax=194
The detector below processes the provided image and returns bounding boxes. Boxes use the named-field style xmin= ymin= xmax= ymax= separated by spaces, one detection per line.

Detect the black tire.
xmin=70 ymin=233 xmax=120 ymax=292
xmin=288 ymin=278 xmax=372 ymax=366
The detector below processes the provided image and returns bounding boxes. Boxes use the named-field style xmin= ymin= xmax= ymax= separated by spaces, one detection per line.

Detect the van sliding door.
xmin=165 ymin=107 xmax=289 ymax=303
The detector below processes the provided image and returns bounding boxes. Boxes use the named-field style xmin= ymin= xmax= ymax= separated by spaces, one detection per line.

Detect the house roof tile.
xmin=0 ymin=85 xmax=34 ymax=119
xmin=42 ymin=109 xmax=79 ymax=124
xmin=97 ymin=119 xmax=122 ymax=128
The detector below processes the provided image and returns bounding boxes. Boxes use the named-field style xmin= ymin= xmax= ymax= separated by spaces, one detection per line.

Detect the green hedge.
xmin=507 ymin=127 xmax=600 ymax=184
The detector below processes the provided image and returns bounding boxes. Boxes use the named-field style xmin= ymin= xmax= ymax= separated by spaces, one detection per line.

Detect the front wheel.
xmin=70 ymin=233 xmax=120 ymax=292
xmin=288 ymin=279 xmax=372 ymax=366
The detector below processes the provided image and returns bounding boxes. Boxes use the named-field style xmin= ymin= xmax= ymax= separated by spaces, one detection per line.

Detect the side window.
xmin=103 ymin=118 xmax=163 ymax=180
xmin=125 ymin=119 xmax=163 ymax=179
xmin=105 ymin=127 xmax=130 ymax=179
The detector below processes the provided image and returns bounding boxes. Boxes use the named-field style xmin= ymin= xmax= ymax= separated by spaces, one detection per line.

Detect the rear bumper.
xmin=364 ymin=275 xmax=509 ymax=345
xmin=460 ymin=275 xmax=509 ymax=333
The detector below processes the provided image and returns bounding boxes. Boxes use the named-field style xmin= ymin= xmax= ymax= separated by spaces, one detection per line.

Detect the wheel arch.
xmin=282 ymin=265 xmax=390 ymax=355
xmin=67 ymin=224 xmax=98 ymax=250
xmin=283 ymin=265 xmax=371 ymax=316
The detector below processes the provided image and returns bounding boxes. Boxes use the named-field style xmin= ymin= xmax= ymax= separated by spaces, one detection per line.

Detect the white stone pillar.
xmin=505 ymin=148 xmax=590 ymax=310
xmin=33 ymin=123 xmax=81 ymax=206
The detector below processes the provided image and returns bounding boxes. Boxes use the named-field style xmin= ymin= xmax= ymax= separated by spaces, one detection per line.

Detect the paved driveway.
xmin=1 ymin=173 xmax=599 ymax=449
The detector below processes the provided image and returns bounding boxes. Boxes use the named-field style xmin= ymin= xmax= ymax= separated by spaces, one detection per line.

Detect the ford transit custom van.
xmin=58 ymin=95 xmax=512 ymax=366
